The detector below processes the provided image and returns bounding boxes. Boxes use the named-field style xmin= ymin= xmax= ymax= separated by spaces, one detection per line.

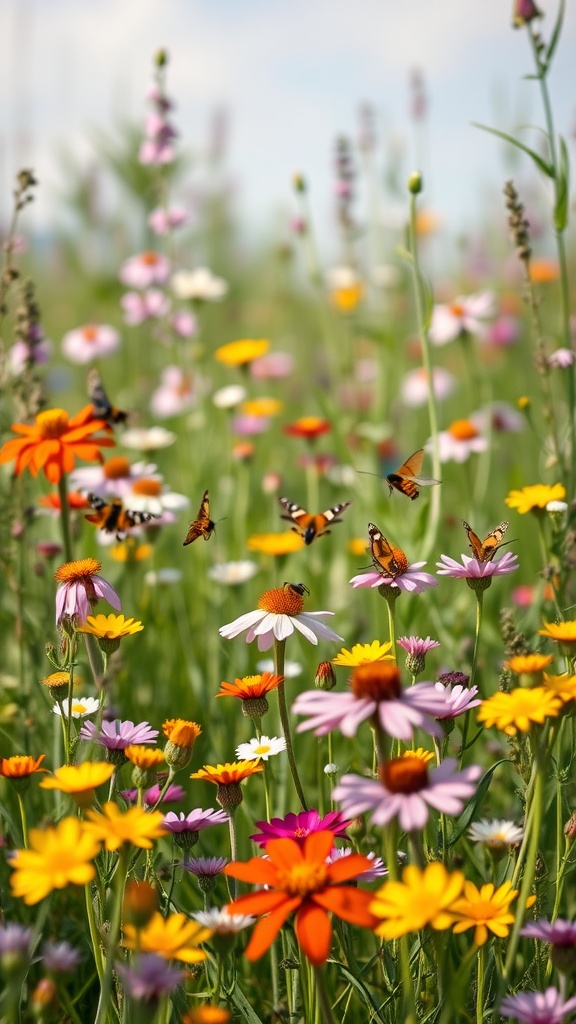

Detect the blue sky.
xmin=0 ymin=0 xmax=574 ymax=259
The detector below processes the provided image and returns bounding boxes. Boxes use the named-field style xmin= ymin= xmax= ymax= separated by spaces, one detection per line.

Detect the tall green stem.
xmin=274 ymin=639 xmax=308 ymax=810
xmin=57 ymin=473 xmax=74 ymax=563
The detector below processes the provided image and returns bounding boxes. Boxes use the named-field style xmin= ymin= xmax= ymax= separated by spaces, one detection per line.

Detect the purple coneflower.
xmin=250 ymin=809 xmax=350 ymax=848
xmin=293 ymin=662 xmax=448 ymax=741
xmin=163 ymin=808 xmax=229 ymax=834
xmin=521 ymin=919 xmax=576 ymax=975
xmin=116 ymin=954 xmax=184 ymax=1001
xmin=55 ymin=558 xmax=121 ymax=625
xmin=332 ymin=755 xmax=481 ymax=832
xmin=398 ymin=635 xmax=441 ymax=675
xmin=437 ymin=551 xmax=518 ymax=588
xmin=350 ymin=564 xmax=437 ymax=594
xmin=500 ymin=987 xmax=576 ymax=1023
xmin=80 ymin=719 xmax=159 ymax=749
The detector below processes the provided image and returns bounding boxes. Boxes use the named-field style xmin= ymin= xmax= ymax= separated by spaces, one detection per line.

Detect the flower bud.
xmin=512 ymin=0 xmax=541 ymax=27
xmin=408 ymin=171 xmax=423 ymax=195
xmin=123 ymin=880 xmax=159 ymax=929
xmin=564 ymin=811 xmax=576 ymax=840
xmin=315 ymin=660 xmax=337 ymax=690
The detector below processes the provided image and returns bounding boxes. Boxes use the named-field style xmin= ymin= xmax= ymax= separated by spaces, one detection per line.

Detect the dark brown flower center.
xmin=380 ymin=755 xmax=429 ymax=793
xmin=351 ymin=663 xmax=402 ymax=701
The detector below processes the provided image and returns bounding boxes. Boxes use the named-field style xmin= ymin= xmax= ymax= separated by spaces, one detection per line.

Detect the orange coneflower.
xmin=0 ymin=405 xmax=114 ymax=484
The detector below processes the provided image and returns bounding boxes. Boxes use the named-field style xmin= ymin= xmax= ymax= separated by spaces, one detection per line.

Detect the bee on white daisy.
xmin=235 ymin=736 xmax=287 ymax=762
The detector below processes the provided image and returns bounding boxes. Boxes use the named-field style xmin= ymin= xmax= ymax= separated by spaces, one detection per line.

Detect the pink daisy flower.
xmin=119 ymin=251 xmax=171 ymax=290
xmin=80 ymin=719 xmax=159 ymax=749
xmin=148 ymin=206 xmax=189 ymax=235
xmin=121 ymin=289 xmax=170 ymax=326
xmin=293 ymin=662 xmax=448 ymax=740
xmin=437 ymin=552 xmax=519 ymax=580
xmin=398 ymin=636 xmax=441 ymax=657
xmin=150 ymin=366 xmax=204 ymax=418
xmin=547 ymin=348 xmax=575 ymax=369
xmin=163 ymin=808 xmax=229 ymax=833
xmin=333 ymin=755 xmax=481 ymax=831
xmin=351 ymin=564 xmax=437 ymax=594
xmin=250 ymin=810 xmax=350 ymax=848
xmin=500 ymin=988 xmax=576 ymax=1024
xmin=62 ymin=324 xmax=120 ymax=365
xmin=429 ymin=290 xmax=495 ymax=346
xmin=434 ymin=681 xmax=481 ymax=719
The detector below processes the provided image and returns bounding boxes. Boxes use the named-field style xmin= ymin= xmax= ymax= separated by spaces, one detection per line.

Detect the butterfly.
xmin=85 ymin=493 xmax=159 ymax=538
xmin=183 ymin=490 xmax=216 ymax=546
xmin=283 ymin=581 xmax=310 ymax=597
xmin=385 ymin=448 xmax=440 ymax=500
xmin=279 ymin=497 xmax=351 ymax=545
xmin=87 ymin=369 xmax=128 ymax=426
xmin=368 ymin=522 xmax=404 ymax=578
xmin=462 ymin=520 xmax=510 ymax=563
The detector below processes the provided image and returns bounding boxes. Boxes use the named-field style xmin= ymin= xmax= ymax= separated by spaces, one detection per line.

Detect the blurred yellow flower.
xmin=40 ymin=763 xmax=115 ymax=808
xmin=10 ymin=817 xmax=100 ymax=905
xmin=84 ymin=802 xmax=167 ymax=850
xmin=241 ymin=397 xmax=283 ymax=417
xmin=123 ymin=911 xmax=212 ymax=963
xmin=539 ymin=620 xmax=576 ymax=647
xmin=370 ymin=862 xmax=463 ymax=940
xmin=449 ymin=880 xmax=520 ymax=945
xmin=215 ymin=339 xmax=269 ymax=367
xmin=247 ymin=531 xmax=305 ymax=555
xmin=477 ymin=687 xmax=563 ymax=735
xmin=505 ymin=483 xmax=566 ymax=514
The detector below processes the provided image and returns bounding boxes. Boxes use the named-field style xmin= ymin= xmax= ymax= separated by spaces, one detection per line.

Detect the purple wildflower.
xmin=436 ymin=552 xmax=519 ymax=580
xmin=0 ymin=923 xmax=32 ymax=961
xmin=351 ymin=563 xmax=438 ymax=594
xmin=250 ymin=809 xmax=350 ymax=848
xmin=162 ymin=808 xmax=229 ymax=833
xmin=521 ymin=919 xmax=576 ymax=945
xmin=333 ymin=756 xmax=481 ymax=831
xmin=42 ymin=941 xmax=82 ymax=973
xmin=434 ymin=681 xmax=481 ymax=719
xmin=55 ymin=562 xmax=121 ymax=626
xmin=500 ymin=988 xmax=576 ymax=1023
xmin=183 ymin=856 xmax=229 ymax=878
xmin=121 ymin=781 xmax=186 ymax=807
xmin=116 ymin=954 xmax=184 ymax=1001
xmin=80 ymin=719 xmax=159 ymax=749
xmin=398 ymin=636 xmax=441 ymax=657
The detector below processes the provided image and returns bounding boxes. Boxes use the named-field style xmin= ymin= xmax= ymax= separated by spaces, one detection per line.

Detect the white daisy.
xmin=120 ymin=427 xmax=177 ymax=451
xmin=52 ymin=696 xmax=100 ymax=719
xmin=219 ymin=586 xmax=343 ymax=652
xmin=236 ymin=736 xmax=287 ymax=762
xmin=467 ymin=819 xmax=524 ymax=848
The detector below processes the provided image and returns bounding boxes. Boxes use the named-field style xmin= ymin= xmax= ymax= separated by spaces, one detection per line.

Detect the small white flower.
xmin=467 ymin=819 xmax=524 ymax=848
xmin=236 ymin=736 xmax=287 ymax=761
xmin=547 ymin=500 xmax=568 ymax=514
xmin=208 ymin=561 xmax=259 ymax=585
xmin=325 ymin=265 xmax=361 ymax=290
xmin=121 ymin=427 xmax=176 ymax=451
xmin=191 ymin=908 xmax=254 ymax=933
xmin=429 ymin=290 xmax=496 ymax=346
xmin=171 ymin=267 xmax=228 ymax=301
xmin=53 ymin=696 xmax=100 ymax=719
xmin=144 ymin=569 xmax=183 ymax=586
xmin=324 ymin=763 xmax=340 ymax=776
xmin=212 ymin=384 xmax=248 ymax=410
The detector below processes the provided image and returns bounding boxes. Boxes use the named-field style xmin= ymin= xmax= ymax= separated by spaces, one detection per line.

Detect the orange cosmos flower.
xmin=224 ymin=831 xmax=379 ymax=964
xmin=216 ymin=673 xmax=284 ymax=700
xmin=0 ymin=754 xmax=47 ymax=778
xmin=0 ymin=405 xmax=114 ymax=484
xmin=38 ymin=491 xmax=90 ymax=511
xmin=283 ymin=416 xmax=331 ymax=441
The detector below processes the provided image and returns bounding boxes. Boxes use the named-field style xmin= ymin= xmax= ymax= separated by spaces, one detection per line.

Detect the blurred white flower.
xmin=400 ymin=367 xmax=456 ymax=408
xmin=171 ymin=267 xmax=228 ymax=301
xmin=121 ymin=427 xmax=176 ymax=451
xmin=62 ymin=324 xmax=120 ymax=364
xmin=208 ymin=561 xmax=259 ymax=585
xmin=212 ymin=384 xmax=248 ymax=409
xmin=429 ymin=290 xmax=495 ymax=345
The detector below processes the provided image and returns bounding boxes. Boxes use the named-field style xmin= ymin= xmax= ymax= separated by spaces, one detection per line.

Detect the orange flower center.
xmin=55 ymin=557 xmax=102 ymax=582
xmin=351 ymin=663 xmax=402 ymax=701
xmin=104 ymin=456 xmax=132 ymax=479
xmin=177 ymin=373 xmax=193 ymax=397
xmin=448 ymin=419 xmax=478 ymax=441
xmin=131 ymin=478 xmax=162 ymax=497
xmin=82 ymin=325 xmax=98 ymax=342
xmin=276 ymin=860 xmax=328 ymax=897
xmin=450 ymin=303 xmax=465 ymax=318
xmin=36 ymin=408 xmax=70 ymax=439
xmin=387 ymin=548 xmax=409 ymax=575
xmin=258 ymin=587 xmax=304 ymax=616
xmin=142 ymin=251 xmax=160 ymax=265
xmin=380 ymin=754 xmax=429 ymax=793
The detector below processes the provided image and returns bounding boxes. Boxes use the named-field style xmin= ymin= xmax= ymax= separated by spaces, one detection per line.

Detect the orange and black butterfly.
xmin=279 ymin=497 xmax=351 ymax=545
xmin=462 ymin=520 xmax=510 ymax=563
xmin=87 ymin=369 xmax=128 ymax=426
xmin=368 ymin=522 xmax=404 ymax=577
xmin=183 ymin=490 xmax=216 ymax=546
xmin=85 ymin=493 xmax=159 ymax=538
xmin=386 ymin=449 xmax=440 ymax=501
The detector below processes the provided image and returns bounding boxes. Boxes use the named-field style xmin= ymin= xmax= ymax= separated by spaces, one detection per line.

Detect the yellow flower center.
xmin=54 ymin=557 xmax=102 ymax=582
xmin=257 ymin=587 xmax=304 ymax=616
xmin=380 ymin=755 xmax=429 ymax=793
xmin=448 ymin=419 xmax=478 ymax=441
xmin=277 ymin=860 xmax=328 ymax=897
xmin=131 ymin=478 xmax=162 ymax=497
xmin=36 ymin=408 xmax=70 ymax=438
xmin=41 ymin=671 xmax=71 ymax=689
xmin=103 ymin=456 xmax=132 ymax=479
xmin=351 ymin=663 xmax=402 ymax=701
xmin=82 ymin=325 xmax=98 ymax=341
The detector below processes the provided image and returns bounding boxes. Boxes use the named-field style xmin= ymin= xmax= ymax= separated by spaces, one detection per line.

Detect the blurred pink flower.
xmin=429 ymin=291 xmax=495 ymax=345
xmin=400 ymin=367 xmax=456 ymax=408
xmin=232 ymin=414 xmax=271 ymax=436
xmin=121 ymin=289 xmax=170 ymax=326
xmin=150 ymin=366 xmax=203 ymax=418
xmin=62 ymin=324 xmax=120 ymax=365
xmin=430 ymin=418 xmax=489 ymax=463
xmin=250 ymin=352 xmax=294 ymax=380
xmin=547 ymin=348 xmax=575 ymax=369
xmin=148 ymin=206 xmax=189 ymax=235
xmin=119 ymin=252 xmax=171 ymax=289
xmin=487 ymin=316 xmax=520 ymax=347
xmin=169 ymin=310 xmax=197 ymax=337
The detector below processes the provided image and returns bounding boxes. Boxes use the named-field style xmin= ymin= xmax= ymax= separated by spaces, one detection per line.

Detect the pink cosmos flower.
xmin=119 ymin=252 xmax=170 ymax=290
xmin=547 ymin=348 xmax=575 ymax=369
xmin=80 ymin=719 xmax=159 ymax=749
xmin=400 ymin=367 xmax=456 ymax=408
xmin=500 ymin=988 xmax=576 ymax=1024
xmin=147 ymin=206 xmax=189 ymax=235
xmin=332 ymin=757 xmax=481 ymax=831
xmin=437 ymin=552 xmax=519 ymax=580
xmin=429 ymin=290 xmax=495 ymax=345
xmin=250 ymin=810 xmax=350 ymax=848
xmin=55 ymin=562 xmax=121 ymax=625
xmin=121 ymin=289 xmax=170 ymax=326
xmin=150 ymin=366 xmax=202 ymax=418
xmin=293 ymin=663 xmax=448 ymax=741
xmin=521 ymin=919 xmax=576 ymax=947
xmin=250 ymin=352 xmax=295 ymax=380
xmin=351 ymin=564 xmax=437 ymax=594
xmin=398 ymin=636 xmax=441 ymax=657
xmin=62 ymin=324 xmax=120 ymax=364
xmin=162 ymin=808 xmax=229 ymax=833
xmin=434 ymin=681 xmax=481 ymax=719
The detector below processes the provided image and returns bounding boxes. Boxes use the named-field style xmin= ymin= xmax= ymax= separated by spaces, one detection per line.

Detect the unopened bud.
xmin=408 ymin=171 xmax=423 ymax=195
xmin=512 ymin=0 xmax=542 ymax=27
xmin=564 ymin=811 xmax=576 ymax=840
xmin=293 ymin=173 xmax=306 ymax=193
xmin=31 ymin=978 xmax=58 ymax=1015
xmin=123 ymin=880 xmax=159 ymax=928
xmin=315 ymin=661 xmax=337 ymax=690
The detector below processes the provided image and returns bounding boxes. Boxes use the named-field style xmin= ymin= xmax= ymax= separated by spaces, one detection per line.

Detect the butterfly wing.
xmin=386 ymin=449 xmax=425 ymax=500
xmin=87 ymin=369 xmax=127 ymax=425
xmin=279 ymin=497 xmax=351 ymax=544
xmin=183 ymin=489 xmax=215 ymax=545
xmin=368 ymin=522 xmax=401 ymax=577
xmin=463 ymin=520 xmax=509 ymax=562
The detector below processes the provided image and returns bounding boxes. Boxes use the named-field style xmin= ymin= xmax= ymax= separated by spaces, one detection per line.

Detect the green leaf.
xmin=554 ymin=135 xmax=570 ymax=231
xmin=230 ymin=984 xmax=266 ymax=1024
xmin=331 ymin=959 xmax=387 ymax=1021
xmin=546 ymin=0 xmax=566 ymax=67
xmin=448 ymin=759 xmax=513 ymax=846
xmin=472 ymin=122 xmax=554 ymax=178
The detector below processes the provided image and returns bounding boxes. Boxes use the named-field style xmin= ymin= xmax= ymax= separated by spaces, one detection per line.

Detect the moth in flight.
xmin=183 ymin=490 xmax=216 ymax=545
xmin=279 ymin=497 xmax=351 ymax=545
xmin=85 ymin=493 xmax=158 ymax=539
xmin=385 ymin=448 xmax=440 ymax=500
xmin=87 ymin=369 xmax=128 ymax=426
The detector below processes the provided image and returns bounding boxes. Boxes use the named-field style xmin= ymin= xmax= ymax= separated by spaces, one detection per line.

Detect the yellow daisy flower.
xmin=241 ymin=397 xmax=283 ymax=418
xmin=477 ymin=687 xmax=563 ymax=736
xmin=78 ymin=614 xmax=144 ymax=639
xmin=449 ymin=880 xmax=520 ymax=946
xmin=214 ymin=339 xmax=269 ymax=368
xmin=9 ymin=817 xmax=101 ymax=905
xmin=124 ymin=746 xmax=165 ymax=769
xmin=504 ymin=654 xmax=554 ymax=676
xmin=539 ymin=620 xmax=576 ymax=648
xmin=123 ymin=911 xmax=213 ymax=964
xmin=505 ymin=483 xmax=566 ymax=515
xmin=370 ymin=862 xmax=464 ymax=940
xmin=332 ymin=640 xmax=394 ymax=667
xmin=542 ymin=673 xmax=576 ymax=702
xmin=84 ymin=802 xmax=167 ymax=850
xmin=40 ymin=762 xmax=115 ymax=808
xmin=247 ymin=531 xmax=305 ymax=555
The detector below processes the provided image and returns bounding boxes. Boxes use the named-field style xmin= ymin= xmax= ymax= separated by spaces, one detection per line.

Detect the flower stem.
xmin=274 ymin=638 xmax=308 ymax=810
xmin=312 ymin=965 xmax=337 ymax=1024
xmin=16 ymin=792 xmax=29 ymax=848
xmin=94 ymin=848 xmax=129 ymax=1024
xmin=57 ymin=473 xmax=74 ymax=563
xmin=470 ymin=591 xmax=484 ymax=695
xmin=476 ymin=944 xmax=485 ymax=1024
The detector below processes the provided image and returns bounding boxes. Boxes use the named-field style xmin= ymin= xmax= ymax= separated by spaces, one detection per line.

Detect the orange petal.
xmin=295 ymin=902 xmax=332 ymax=965
xmin=245 ymin=896 xmax=301 ymax=961
xmin=313 ymin=886 xmax=379 ymax=928
xmin=226 ymin=890 xmax=290 ymax=918
xmin=302 ymin=830 xmax=336 ymax=863
xmin=266 ymin=837 xmax=304 ymax=872
xmin=224 ymin=857 xmax=278 ymax=886
xmin=327 ymin=852 xmax=374 ymax=884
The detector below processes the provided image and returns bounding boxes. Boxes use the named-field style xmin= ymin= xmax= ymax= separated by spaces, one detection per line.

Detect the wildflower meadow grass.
xmin=1 ymin=6 xmax=576 ymax=1023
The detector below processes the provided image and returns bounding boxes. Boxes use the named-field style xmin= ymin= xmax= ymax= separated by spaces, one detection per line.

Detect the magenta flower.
xmin=121 ymin=782 xmax=186 ymax=807
xmin=162 ymin=808 xmax=229 ymax=833
xmin=351 ymin=563 xmax=438 ymax=594
xmin=512 ymin=0 xmax=542 ymax=27
xmin=121 ymin=289 xmax=170 ymax=326
xmin=293 ymin=663 xmax=449 ymax=741
xmin=250 ymin=809 xmax=350 ymax=848
xmin=80 ymin=719 xmax=159 ymax=749
xmin=119 ymin=252 xmax=171 ymax=290
xmin=500 ymin=988 xmax=576 ymax=1023
xmin=116 ymin=954 xmax=184 ymax=1001
xmin=434 ymin=681 xmax=481 ymax=719
xmin=398 ymin=636 xmax=441 ymax=657
xmin=333 ymin=756 xmax=481 ymax=831
xmin=55 ymin=562 xmax=121 ymax=625
xmin=437 ymin=551 xmax=519 ymax=579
